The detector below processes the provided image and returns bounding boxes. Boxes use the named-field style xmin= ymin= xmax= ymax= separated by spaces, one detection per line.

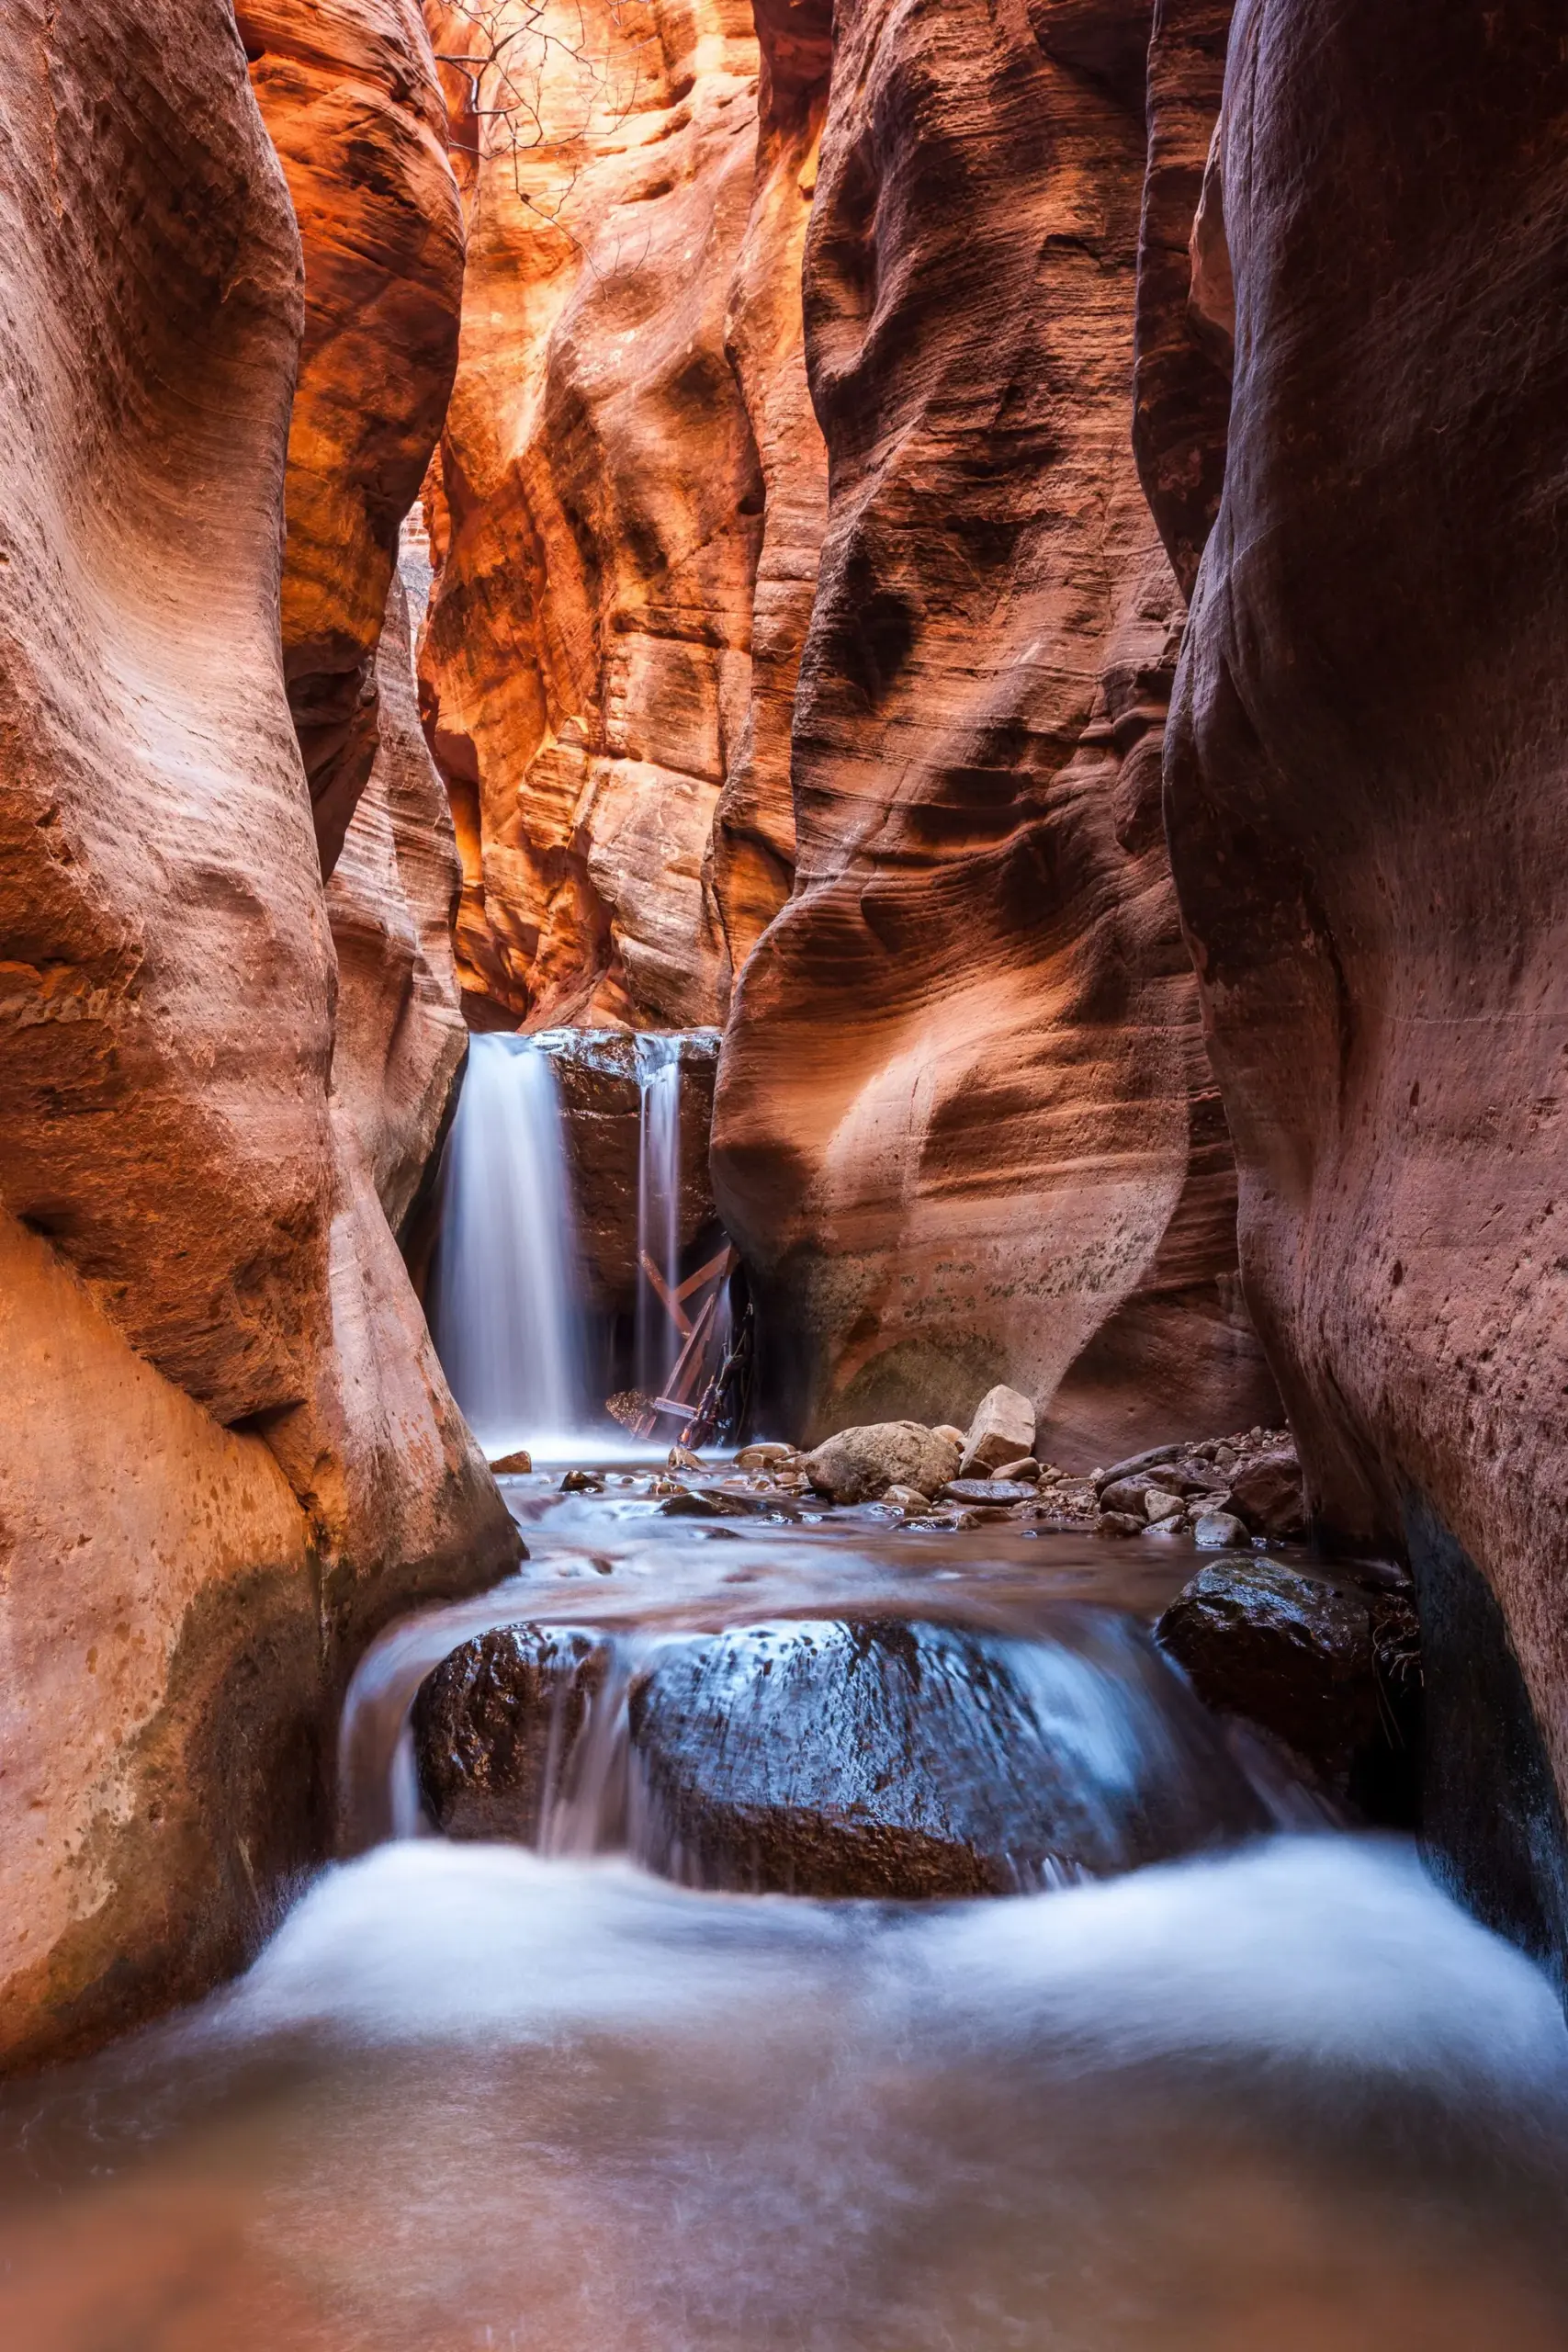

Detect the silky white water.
xmin=634 ymin=1032 xmax=684 ymax=1404
xmin=430 ymin=1033 xmax=586 ymax=1453
xmin=4 ymin=1501 xmax=1568 ymax=2349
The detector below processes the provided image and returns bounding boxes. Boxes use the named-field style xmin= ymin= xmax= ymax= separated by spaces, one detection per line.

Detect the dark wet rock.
xmin=803 ymin=1421 xmax=961 ymax=1505
xmin=658 ymin=1488 xmax=756 ymax=1520
xmin=561 ymin=1469 xmax=605 ymax=1494
xmin=1156 ymin=1560 xmax=1418 ymax=1804
xmin=628 ymin=1617 xmax=1268 ymax=1897
xmin=1228 ymin=1449 xmax=1309 ymax=1540
xmin=413 ymin=1623 xmax=611 ymax=1840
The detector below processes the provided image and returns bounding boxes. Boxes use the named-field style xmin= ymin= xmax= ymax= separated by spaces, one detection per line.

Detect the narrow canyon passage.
xmin=4 ymin=0 xmax=1568 ymax=2341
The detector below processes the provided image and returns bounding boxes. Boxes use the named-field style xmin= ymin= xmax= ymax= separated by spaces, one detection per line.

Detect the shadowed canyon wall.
xmin=0 ymin=0 xmax=512 ymax=2070
xmin=421 ymin=0 xmax=780 ymax=1030
xmin=711 ymin=0 xmax=1277 ymax=1458
xmin=1155 ymin=0 xmax=1568 ymax=1942
xmin=240 ymin=0 xmax=465 ymax=872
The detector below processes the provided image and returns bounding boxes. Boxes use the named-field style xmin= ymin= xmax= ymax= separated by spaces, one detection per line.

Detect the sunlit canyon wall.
xmin=0 ymin=0 xmax=514 ymax=2070
xmin=712 ymin=0 xmax=1277 ymax=1455
xmin=427 ymin=0 xmax=1275 ymax=1461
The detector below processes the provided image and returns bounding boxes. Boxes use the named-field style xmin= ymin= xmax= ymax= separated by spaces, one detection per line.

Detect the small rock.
xmin=413 ymin=1624 xmax=610 ymax=1840
xmin=1144 ymin=1487 xmax=1185 ymax=1524
xmin=669 ymin=1444 xmax=704 ymax=1473
xmin=735 ymin=1443 xmax=795 ymax=1468
xmin=659 ymin=1488 xmax=751 ymax=1520
xmin=883 ymin=1483 xmax=930 ymax=1510
xmin=1094 ymin=1511 xmax=1146 ymax=1541
xmin=931 ymin=1424 xmax=965 ymax=1447
xmin=1156 ymin=1560 xmax=1418 ymax=1800
xmin=958 ymin=1385 xmax=1037 ymax=1476
xmin=803 ymin=1420 xmax=962 ymax=1505
xmin=649 ymin=1476 xmax=683 ymax=1498
xmin=943 ymin=1478 xmax=1040 ymax=1506
xmin=560 ymin=1469 xmax=605 ymax=1494
xmin=1100 ymin=1475 xmax=1157 ymax=1517
xmin=992 ymin=1457 xmax=1040 ymax=1482
xmin=1099 ymin=1442 xmax=1184 ymax=1487
xmin=1192 ymin=1510 xmax=1249 ymax=1550
xmin=488 ymin=1449 xmax=533 ymax=1476
xmin=1228 ymin=1448 xmax=1309 ymax=1540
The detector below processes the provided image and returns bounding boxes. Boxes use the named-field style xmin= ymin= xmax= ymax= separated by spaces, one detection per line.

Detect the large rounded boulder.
xmin=627 ymin=1615 xmax=1269 ymax=1897
xmin=413 ymin=1624 xmax=611 ymax=1841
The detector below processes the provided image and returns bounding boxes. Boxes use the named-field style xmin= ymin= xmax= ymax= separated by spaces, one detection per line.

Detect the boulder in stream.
xmin=958 ymin=1385 xmax=1038 ymax=1476
xmin=802 ymin=1421 xmax=961 ymax=1504
xmin=628 ymin=1616 xmax=1269 ymax=1897
xmin=413 ymin=1624 xmax=611 ymax=1840
xmin=1156 ymin=1561 xmax=1421 ymax=1807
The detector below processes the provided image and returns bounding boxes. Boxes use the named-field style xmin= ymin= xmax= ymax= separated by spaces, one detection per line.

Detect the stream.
xmin=1 ymin=1474 xmax=1566 ymax=2348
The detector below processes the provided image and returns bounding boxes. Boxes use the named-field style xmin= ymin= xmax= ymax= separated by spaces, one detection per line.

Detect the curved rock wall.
xmin=240 ymin=0 xmax=465 ymax=872
xmin=0 ymin=0 xmax=511 ymax=2069
xmin=708 ymin=0 xmax=833 ymax=990
xmin=1158 ymin=0 xmax=1568 ymax=1895
xmin=421 ymin=0 xmax=766 ymax=1029
xmin=712 ymin=0 xmax=1276 ymax=1458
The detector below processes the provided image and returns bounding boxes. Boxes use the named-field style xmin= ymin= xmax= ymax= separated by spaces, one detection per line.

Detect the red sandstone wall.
xmin=1158 ymin=0 xmax=1568 ymax=1826
xmin=711 ymin=0 xmax=1276 ymax=1458
xmin=0 ymin=0 xmax=511 ymax=2070
xmin=241 ymin=0 xmax=465 ymax=872
xmin=420 ymin=0 xmax=766 ymax=1030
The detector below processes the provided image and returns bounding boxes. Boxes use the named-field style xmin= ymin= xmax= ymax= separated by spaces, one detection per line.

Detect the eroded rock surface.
xmin=709 ymin=0 xmax=833 ymax=989
xmin=1154 ymin=2 xmax=1568 ymax=1868
xmin=713 ymin=0 xmax=1277 ymax=1462
xmin=422 ymin=0 xmax=765 ymax=1028
xmin=629 ymin=1616 xmax=1268 ymax=1895
xmin=545 ymin=1032 xmax=722 ymax=1316
xmin=241 ymin=0 xmax=465 ymax=869
xmin=0 ymin=0 xmax=512 ymax=2068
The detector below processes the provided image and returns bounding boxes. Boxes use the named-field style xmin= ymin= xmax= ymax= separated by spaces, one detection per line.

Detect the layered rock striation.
xmin=240 ymin=0 xmax=465 ymax=871
xmin=713 ymin=0 xmax=1276 ymax=1458
xmin=1155 ymin=0 xmax=1568 ymax=1951
xmin=421 ymin=0 xmax=772 ymax=1029
xmin=0 ymin=0 xmax=511 ymax=2069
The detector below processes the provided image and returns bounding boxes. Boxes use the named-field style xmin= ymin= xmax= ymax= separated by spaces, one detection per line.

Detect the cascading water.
xmin=634 ymin=1033 xmax=684 ymax=1404
xmin=431 ymin=1032 xmax=587 ymax=1453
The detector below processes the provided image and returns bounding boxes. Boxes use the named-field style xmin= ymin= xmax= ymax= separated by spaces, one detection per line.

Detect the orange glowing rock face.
xmin=711 ymin=0 xmax=1278 ymax=1461
xmin=240 ymin=0 xmax=465 ymax=874
xmin=418 ymin=0 xmax=783 ymax=1032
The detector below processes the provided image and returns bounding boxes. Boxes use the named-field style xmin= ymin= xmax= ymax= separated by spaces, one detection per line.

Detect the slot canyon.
xmin=1 ymin=0 xmax=1566 ymax=2343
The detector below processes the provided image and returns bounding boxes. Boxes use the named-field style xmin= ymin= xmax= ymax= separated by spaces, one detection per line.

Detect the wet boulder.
xmin=413 ymin=1623 xmax=611 ymax=1840
xmin=802 ymin=1421 xmax=961 ymax=1505
xmin=628 ymin=1616 xmax=1268 ymax=1898
xmin=1156 ymin=1561 xmax=1420 ymax=1804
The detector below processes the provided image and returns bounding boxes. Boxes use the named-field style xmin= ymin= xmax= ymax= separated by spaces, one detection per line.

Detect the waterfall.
xmin=431 ymin=1034 xmax=587 ymax=1453
xmin=634 ymin=1034 xmax=684 ymax=1404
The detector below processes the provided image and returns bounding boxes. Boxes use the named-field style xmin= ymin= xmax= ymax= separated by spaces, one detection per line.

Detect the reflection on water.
xmin=4 ymin=1504 xmax=1567 ymax=2350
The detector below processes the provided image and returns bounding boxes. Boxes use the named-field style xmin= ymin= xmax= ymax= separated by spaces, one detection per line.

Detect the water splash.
xmin=431 ymin=1033 xmax=587 ymax=1453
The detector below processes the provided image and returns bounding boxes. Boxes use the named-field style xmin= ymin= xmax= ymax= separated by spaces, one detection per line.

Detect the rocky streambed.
xmin=1 ymin=1472 xmax=1564 ymax=2352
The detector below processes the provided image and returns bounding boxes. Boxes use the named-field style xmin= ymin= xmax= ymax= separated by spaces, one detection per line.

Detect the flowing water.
xmin=634 ymin=1034 xmax=685 ymax=1405
xmin=5 ymin=1487 xmax=1567 ymax=2350
xmin=429 ymin=1035 xmax=587 ymax=1452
